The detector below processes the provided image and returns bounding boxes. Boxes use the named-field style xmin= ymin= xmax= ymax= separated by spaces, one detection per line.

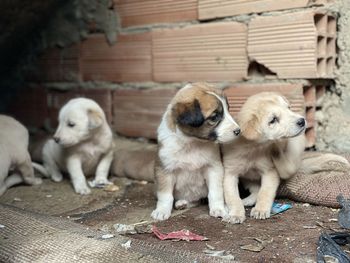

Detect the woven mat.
xmin=0 ymin=204 xmax=224 ymax=263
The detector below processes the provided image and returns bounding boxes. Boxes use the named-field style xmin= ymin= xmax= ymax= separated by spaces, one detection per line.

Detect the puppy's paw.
xmin=151 ymin=208 xmax=171 ymax=221
xmin=51 ymin=173 xmax=63 ymax=182
xmin=74 ymin=185 xmax=91 ymax=195
xmin=175 ymin=200 xmax=188 ymax=210
xmin=88 ymin=179 xmax=112 ymax=188
xmin=250 ymin=206 xmax=271 ymax=220
xmin=209 ymin=206 xmax=228 ymax=218
xmin=32 ymin=177 xmax=43 ymax=185
xmin=242 ymin=196 xmax=256 ymax=207
xmin=222 ymin=211 xmax=246 ymax=224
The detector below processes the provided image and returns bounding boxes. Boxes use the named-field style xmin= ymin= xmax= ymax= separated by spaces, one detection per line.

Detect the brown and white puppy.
xmin=151 ymin=82 xmax=241 ymax=221
xmin=223 ymin=92 xmax=349 ymax=224
xmin=0 ymin=115 xmax=42 ymax=196
xmin=36 ymin=98 xmax=114 ymax=195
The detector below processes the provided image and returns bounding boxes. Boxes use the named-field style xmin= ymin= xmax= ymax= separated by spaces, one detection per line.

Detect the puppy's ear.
xmin=240 ymin=115 xmax=259 ymax=141
xmin=87 ymin=109 xmax=103 ymax=129
xmin=172 ymin=99 xmax=204 ymax=127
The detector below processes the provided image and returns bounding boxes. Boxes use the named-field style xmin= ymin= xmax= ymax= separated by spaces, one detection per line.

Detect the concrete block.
xmin=81 ymin=33 xmax=152 ymax=82
xmin=248 ymin=11 xmax=337 ymax=78
xmin=47 ymin=88 xmax=113 ymax=128
xmin=112 ymin=88 xmax=177 ymax=138
xmin=199 ymin=0 xmax=333 ymax=20
xmin=114 ymin=0 xmax=197 ymax=27
xmin=153 ymin=22 xmax=248 ymax=82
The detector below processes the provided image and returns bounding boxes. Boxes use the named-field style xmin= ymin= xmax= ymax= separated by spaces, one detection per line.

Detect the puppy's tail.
xmin=300 ymin=152 xmax=350 ymax=174
xmin=32 ymin=162 xmax=49 ymax=177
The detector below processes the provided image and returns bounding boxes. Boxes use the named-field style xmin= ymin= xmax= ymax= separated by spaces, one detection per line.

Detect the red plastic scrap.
xmin=152 ymin=225 xmax=208 ymax=241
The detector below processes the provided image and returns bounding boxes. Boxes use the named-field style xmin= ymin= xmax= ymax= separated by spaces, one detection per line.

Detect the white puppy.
xmin=151 ymin=82 xmax=241 ymax=221
xmin=38 ymin=98 xmax=114 ymax=195
xmin=0 ymin=115 xmax=42 ymax=196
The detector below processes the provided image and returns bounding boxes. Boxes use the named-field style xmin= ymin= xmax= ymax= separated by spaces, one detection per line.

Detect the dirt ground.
xmin=0 ymin=176 xmax=345 ymax=262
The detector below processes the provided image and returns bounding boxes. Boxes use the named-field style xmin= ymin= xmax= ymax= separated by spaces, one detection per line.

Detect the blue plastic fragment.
xmin=271 ymin=202 xmax=292 ymax=216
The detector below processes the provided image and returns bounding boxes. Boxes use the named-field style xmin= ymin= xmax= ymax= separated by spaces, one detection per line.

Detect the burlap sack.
xmin=278 ymin=152 xmax=350 ymax=208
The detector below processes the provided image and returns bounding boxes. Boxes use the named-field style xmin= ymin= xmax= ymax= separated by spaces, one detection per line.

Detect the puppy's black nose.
xmin=53 ymin=137 xmax=60 ymax=144
xmin=233 ymin=128 xmax=241 ymax=136
xmin=297 ymin=118 xmax=306 ymax=128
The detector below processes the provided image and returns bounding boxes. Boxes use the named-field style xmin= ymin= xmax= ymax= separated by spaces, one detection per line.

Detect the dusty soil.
xmin=0 ymin=177 xmax=345 ymax=262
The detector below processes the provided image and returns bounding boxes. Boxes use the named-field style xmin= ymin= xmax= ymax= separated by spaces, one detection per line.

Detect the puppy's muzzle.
xmin=297 ymin=118 xmax=306 ymax=128
xmin=233 ymin=128 xmax=241 ymax=136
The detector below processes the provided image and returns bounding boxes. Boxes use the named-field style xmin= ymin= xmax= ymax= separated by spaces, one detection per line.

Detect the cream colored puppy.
xmin=151 ymin=82 xmax=241 ymax=221
xmin=223 ymin=92 xmax=307 ymax=223
xmin=39 ymin=98 xmax=114 ymax=195
xmin=0 ymin=115 xmax=42 ymax=196
xmin=223 ymin=92 xmax=349 ymax=224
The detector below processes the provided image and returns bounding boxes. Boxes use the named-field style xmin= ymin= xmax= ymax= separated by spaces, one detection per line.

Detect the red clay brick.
xmin=47 ymin=88 xmax=113 ymax=128
xmin=26 ymin=45 xmax=81 ymax=82
xmin=6 ymin=86 xmax=49 ymax=128
xmin=248 ymin=11 xmax=337 ymax=78
xmin=81 ymin=33 xmax=152 ymax=82
xmin=114 ymin=0 xmax=197 ymax=27
xmin=112 ymin=88 xmax=177 ymax=138
xmin=153 ymin=22 xmax=248 ymax=82
xmin=199 ymin=0 xmax=333 ymax=20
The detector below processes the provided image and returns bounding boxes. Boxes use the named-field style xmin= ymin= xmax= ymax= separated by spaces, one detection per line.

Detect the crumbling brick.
xmin=303 ymin=84 xmax=328 ymax=148
xmin=81 ymin=33 xmax=152 ymax=82
xmin=248 ymin=11 xmax=337 ymax=78
xmin=199 ymin=0 xmax=333 ymax=20
xmin=114 ymin=0 xmax=197 ymax=27
xmin=152 ymin=22 xmax=248 ymax=82
xmin=112 ymin=88 xmax=177 ymax=138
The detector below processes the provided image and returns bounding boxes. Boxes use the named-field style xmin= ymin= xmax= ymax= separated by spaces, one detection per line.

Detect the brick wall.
xmin=16 ymin=0 xmax=338 ymax=148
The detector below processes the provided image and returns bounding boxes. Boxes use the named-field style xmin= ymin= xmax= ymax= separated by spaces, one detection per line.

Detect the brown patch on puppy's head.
xmin=170 ymin=82 xmax=240 ymax=143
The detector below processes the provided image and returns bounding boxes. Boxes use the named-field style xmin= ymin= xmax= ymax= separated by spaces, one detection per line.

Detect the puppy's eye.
xmin=67 ymin=121 xmax=75 ymax=128
xmin=269 ymin=116 xmax=279 ymax=125
xmin=207 ymin=112 xmax=220 ymax=125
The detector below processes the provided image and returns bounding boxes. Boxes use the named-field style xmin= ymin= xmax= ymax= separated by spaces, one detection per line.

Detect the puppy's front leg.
xmin=223 ymin=172 xmax=246 ymax=224
xmin=251 ymin=169 xmax=280 ymax=219
xmin=66 ymin=156 xmax=91 ymax=195
xmin=90 ymin=150 xmax=113 ymax=187
xmin=205 ymin=164 xmax=227 ymax=218
xmin=151 ymin=168 xmax=175 ymax=221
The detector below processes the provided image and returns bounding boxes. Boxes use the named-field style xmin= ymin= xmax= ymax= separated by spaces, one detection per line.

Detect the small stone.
xmin=104 ymin=184 xmax=120 ymax=192
xmin=121 ymin=240 xmax=131 ymax=250
xmin=102 ymin=234 xmax=114 ymax=239
xmin=46 ymin=195 xmax=52 ymax=198
xmin=0 ymin=224 xmax=5 ymax=228
xmin=13 ymin=197 xmax=22 ymax=202
xmin=302 ymin=203 xmax=310 ymax=207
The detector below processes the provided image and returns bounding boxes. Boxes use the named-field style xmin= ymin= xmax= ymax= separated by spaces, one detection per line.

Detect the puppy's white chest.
xmin=174 ymin=169 xmax=208 ymax=202
xmin=160 ymin=143 xmax=212 ymax=171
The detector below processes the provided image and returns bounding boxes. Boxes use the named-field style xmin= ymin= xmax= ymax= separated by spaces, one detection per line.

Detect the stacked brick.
xmin=248 ymin=11 xmax=337 ymax=78
xmin=20 ymin=0 xmax=337 ymax=148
